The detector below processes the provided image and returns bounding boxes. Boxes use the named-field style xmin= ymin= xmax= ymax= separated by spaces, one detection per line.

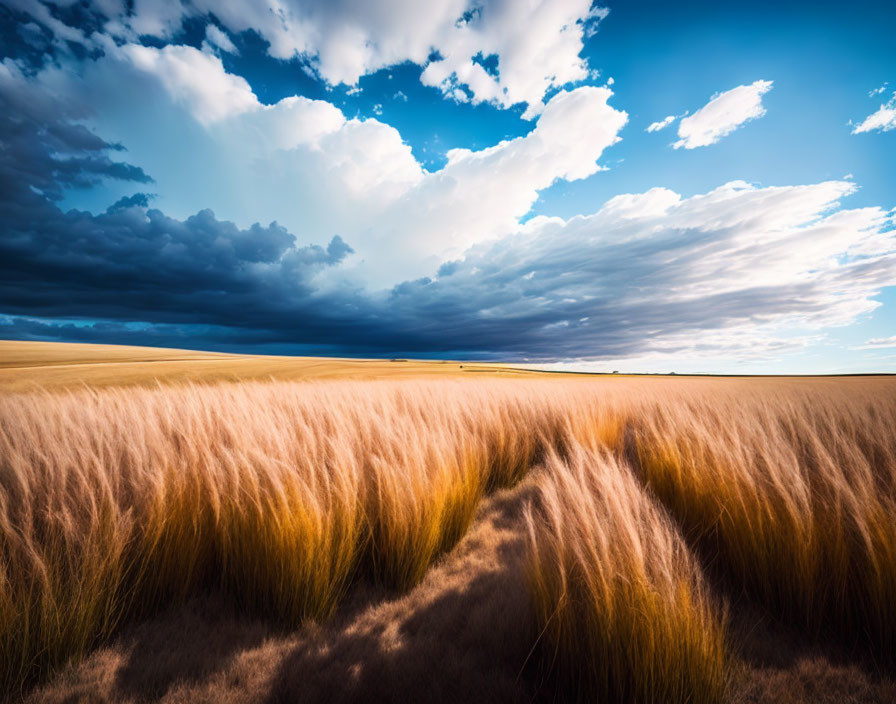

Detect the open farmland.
xmin=1 ymin=342 xmax=894 ymax=703
xmin=0 ymin=341 xmax=541 ymax=393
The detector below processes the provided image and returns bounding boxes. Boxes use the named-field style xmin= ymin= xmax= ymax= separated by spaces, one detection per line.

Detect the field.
xmin=1 ymin=342 xmax=895 ymax=703
xmin=0 ymin=341 xmax=542 ymax=394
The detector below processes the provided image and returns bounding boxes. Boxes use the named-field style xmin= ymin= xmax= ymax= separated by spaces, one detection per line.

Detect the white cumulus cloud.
xmin=371 ymin=86 xmax=627 ymax=280
xmin=17 ymin=0 xmax=607 ymax=118
xmin=116 ymin=44 xmax=257 ymax=125
xmin=673 ymin=79 xmax=773 ymax=149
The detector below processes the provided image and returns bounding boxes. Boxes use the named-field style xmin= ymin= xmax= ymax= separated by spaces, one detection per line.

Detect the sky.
xmin=0 ymin=0 xmax=894 ymax=373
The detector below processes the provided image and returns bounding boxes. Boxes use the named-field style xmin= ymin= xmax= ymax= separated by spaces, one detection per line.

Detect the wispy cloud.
xmin=646 ymin=114 xmax=681 ymax=132
xmin=673 ymin=80 xmax=773 ymax=149
xmin=853 ymin=336 xmax=896 ymax=349
xmin=202 ymin=24 xmax=238 ymax=55
xmin=852 ymin=90 xmax=896 ymax=134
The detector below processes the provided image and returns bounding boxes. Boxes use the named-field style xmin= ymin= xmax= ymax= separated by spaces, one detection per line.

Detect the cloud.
xmin=203 ymin=24 xmax=239 ymax=55
xmin=401 ymin=179 xmax=895 ymax=359
xmin=0 ymin=58 xmax=153 ymax=202
xmin=673 ymin=80 xmax=773 ymax=149
xmin=14 ymin=0 xmax=607 ymax=117
xmin=368 ymin=85 xmax=627 ymax=281
xmin=0 ymin=66 xmax=353 ymax=330
xmin=852 ymin=91 xmax=896 ymax=134
xmin=853 ymin=336 xmax=896 ymax=350
xmin=0 ymin=87 xmax=358 ymax=340
xmin=116 ymin=44 xmax=257 ymax=125
xmin=28 ymin=43 xmax=422 ymax=261
xmin=646 ymin=114 xmax=679 ymax=132
xmin=2 ymin=79 xmax=893 ymax=361
xmin=2 ymin=40 xmax=894 ymax=364
xmin=3 ymin=0 xmax=90 ymax=47
xmin=417 ymin=1 xmax=608 ymax=118
xmin=25 ymin=45 xmax=625 ymax=285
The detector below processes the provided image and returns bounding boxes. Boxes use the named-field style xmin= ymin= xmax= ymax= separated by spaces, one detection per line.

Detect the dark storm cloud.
xmin=2 ymin=178 xmax=893 ymax=360
xmin=0 ymin=67 xmax=393 ymax=353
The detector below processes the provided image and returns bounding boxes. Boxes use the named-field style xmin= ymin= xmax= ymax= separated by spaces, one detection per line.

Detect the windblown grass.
xmin=526 ymin=443 xmax=729 ymax=703
xmin=0 ymin=374 xmax=894 ymax=702
xmin=632 ymin=385 xmax=896 ymax=652
xmin=0 ymin=380 xmax=571 ymax=693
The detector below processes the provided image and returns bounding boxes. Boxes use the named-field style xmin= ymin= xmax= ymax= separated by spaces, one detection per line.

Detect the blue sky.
xmin=0 ymin=0 xmax=894 ymax=372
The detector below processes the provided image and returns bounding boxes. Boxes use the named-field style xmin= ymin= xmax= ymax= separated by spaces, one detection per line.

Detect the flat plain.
xmin=2 ymin=341 xmax=895 ymax=703
xmin=0 ymin=341 xmax=541 ymax=393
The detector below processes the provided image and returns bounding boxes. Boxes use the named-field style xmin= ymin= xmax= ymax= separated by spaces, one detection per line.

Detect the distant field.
xmin=0 ymin=341 xmax=543 ymax=392
xmin=2 ymin=342 xmax=895 ymax=703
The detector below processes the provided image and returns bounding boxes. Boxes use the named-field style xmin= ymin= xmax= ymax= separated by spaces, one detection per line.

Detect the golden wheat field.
xmin=1 ymin=342 xmax=895 ymax=703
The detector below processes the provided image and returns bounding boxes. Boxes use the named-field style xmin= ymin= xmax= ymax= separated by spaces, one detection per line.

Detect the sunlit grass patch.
xmin=526 ymin=443 xmax=729 ymax=704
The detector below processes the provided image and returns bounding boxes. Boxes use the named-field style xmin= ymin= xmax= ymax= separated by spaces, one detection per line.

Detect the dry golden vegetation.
xmin=0 ymin=341 xmax=538 ymax=393
xmin=526 ymin=445 xmax=729 ymax=703
xmin=1 ymin=343 xmax=895 ymax=703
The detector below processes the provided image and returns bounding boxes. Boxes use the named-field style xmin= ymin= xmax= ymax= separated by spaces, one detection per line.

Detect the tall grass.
xmin=0 ymin=376 xmax=894 ymax=700
xmin=631 ymin=385 xmax=896 ymax=652
xmin=0 ymin=380 xmax=574 ymax=693
xmin=526 ymin=442 xmax=729 ymax=703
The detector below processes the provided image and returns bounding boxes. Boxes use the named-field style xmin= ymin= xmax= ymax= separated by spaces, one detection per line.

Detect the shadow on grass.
xmin=28 ymin=464 xmax=895 ymax=704
xmin=29 ymin=481 xmax=546 ymax=704
xmin=261 ymin=482 xmax=543 ymax=704
xmin=618 ymin=423 xmax=896 ymax=704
